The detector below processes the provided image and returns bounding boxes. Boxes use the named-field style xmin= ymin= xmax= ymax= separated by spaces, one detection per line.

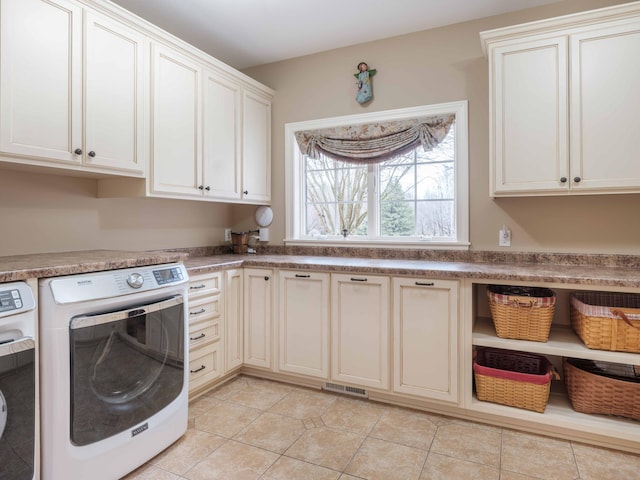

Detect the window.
xmin=285 ymin=102 xmax=468 ymax=248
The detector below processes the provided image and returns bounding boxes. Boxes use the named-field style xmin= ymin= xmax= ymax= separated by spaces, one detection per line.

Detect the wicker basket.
xmin=571 ymin=292 xmax=640 ymax=353
xmin=474 ymin=347 xmax=558 ymax=413
xmin=487 ymin=285 xmax=556 ymax=342
xmin=564 ymin=358 xmax=640 ymax=420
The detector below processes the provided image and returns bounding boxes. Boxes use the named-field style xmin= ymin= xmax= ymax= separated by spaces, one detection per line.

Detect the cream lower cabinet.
xmin=331 ymin=274 xmax=390 ymax=390
xmin=187 ymin=272 xmax=223 ymax=394
xmin=243 ymin=268 xmax=274 ymax=369
xmin=392 ymin=277 xmax=459 ymax=403
xmin=225 ymin=269 xmax=244 ymax=372
xmin=278 ymin=270 xmax=330 ymax=379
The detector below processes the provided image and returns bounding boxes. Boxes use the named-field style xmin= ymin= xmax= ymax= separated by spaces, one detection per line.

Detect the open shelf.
xmin=473 ymin=316 xmax=640 ymax=365
xmin=468 ymin=392 xmax=640 ymax=444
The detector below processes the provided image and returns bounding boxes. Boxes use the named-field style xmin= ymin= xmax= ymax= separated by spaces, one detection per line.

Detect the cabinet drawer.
xmin=189 ymin=342 xmax=222 ymax=386
xmin=187 ymin=295 xmax=221 ymax=323
xmin=189 ymin=319 xmax=220 ymax=347
xmin=188 ymin=272 xmax=222 ymax=298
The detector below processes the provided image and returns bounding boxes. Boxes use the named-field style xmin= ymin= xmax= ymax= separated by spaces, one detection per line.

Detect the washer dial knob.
xmin=126 ymin=273 xmax=144 ymax=289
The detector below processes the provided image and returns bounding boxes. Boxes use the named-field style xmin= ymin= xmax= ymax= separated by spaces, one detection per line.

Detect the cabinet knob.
xmin=205 ymin=186 xmax=211 ymax=191
xmin=198 ymin=185 xmax=204 ymax=190
xmin=560 ymin=177 xmax=567 ymax=183
xmin=574 ymin=176 xmax=581 ymax=183
xmin=88 ymin=151 xmax=96 ymax=158
xmin=264 ymin=276 xmax=270 ymax=281
xmin=74 ymin=148 xmax=83 ymax=155
xmin=243 ymin=190 xmax=248 ymax=195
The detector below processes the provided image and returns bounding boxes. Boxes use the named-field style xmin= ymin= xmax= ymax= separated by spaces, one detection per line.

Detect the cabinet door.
xmin=393 ymin=278 xmax=459 ymax=403
xmin=570 ymin=20 xmax=640 ymax=191
xmin=85 ymin=11 xmax=147 ymax=174
xmin=278 ymin=271 xmax=329 ymax=379
xmin=490 ymin=36 xmax=569 ymax=195
xmin=225 ymin=269 xmax=243 ymax=372
xmin=0 ymin=0 xmax=82 ymax=163
xmin=244 ymin=268 xmax=273 ymax=369
xmin=203 ymin=71 xmax=242 ymax=199
xmin=242 ymin=91 xmax=271 ymax=203
xmin=151 ymin=43 xmax=202 ymax=196
xmin=331 ymin=274 xmax=389 ymax=390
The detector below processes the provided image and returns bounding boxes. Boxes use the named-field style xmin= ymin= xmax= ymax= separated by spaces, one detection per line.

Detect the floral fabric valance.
xmin=295 ymin=113 xmax=455 ymax=164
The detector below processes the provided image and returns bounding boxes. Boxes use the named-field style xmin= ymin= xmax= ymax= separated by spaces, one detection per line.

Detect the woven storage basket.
xmin=564 ymin=358 xmax=640 ymax=420
xmin=474 ymin=347 xmax=558 ymax=413
xmin=571 ymin=292 xmax=640 ymax=353
xmin=487 ymin=285 xmax=556 ymax=342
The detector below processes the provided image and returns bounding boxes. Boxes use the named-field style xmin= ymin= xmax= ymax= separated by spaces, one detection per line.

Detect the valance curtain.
xmin=294 ymin=113 xmax=455 ymax=164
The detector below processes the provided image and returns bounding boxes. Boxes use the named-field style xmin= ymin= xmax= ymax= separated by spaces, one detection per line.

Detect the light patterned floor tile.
xmin=320 ymin=396 xmax=385 ymax=435
xmin=122 ymin=463 xmax=181 ymax=480
xmin=261 ymin=456 xmax=341 ymax=480
xmin=269 ymin=389 xmax=337 ymax=419
xmin=369 ymin=406 xmax=437 ymax=450
xmin=420 ymin=452 xmax=499 ymax=480
xmin=234 ymin=412 xmax=306 ymax=453
xmin=499 ymin=471 xmax=543 ymax=480
xmin=207 ymin=376 xmax=250 ymax=400
xmin=150 ymin=428 xmax=226 ymax=475
xmin=285 ymin=426 xmax=365 ymax=471
xmin=188 ymin=395 xmax=220 ymax=421
xmin=344 ymin=437 xmax=427 ymax=480
xmin=572 ymin=442 xmax=640 ymax=480
xmin=183 ymin=440 xmax=278 ymax=480
xmin=194 ymin=401 xmax=262 ymax=438
xmin=430 ymin=422 xmax=502 ymax=467
xmin=501 ymin=430 xmax=578 ymax=480
xmin=226 ymin=381 xmax=292 ymax=410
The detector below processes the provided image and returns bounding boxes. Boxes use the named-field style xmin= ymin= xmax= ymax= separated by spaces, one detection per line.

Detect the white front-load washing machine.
xmin=39 ymin=264 xmax=189 ymax=480
xmin=0 ymin=280 xmax=37 ymax=480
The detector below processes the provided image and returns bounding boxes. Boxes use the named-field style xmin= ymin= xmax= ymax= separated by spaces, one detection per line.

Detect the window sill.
xmin=284 ymin=238 xmax=471 ymax=250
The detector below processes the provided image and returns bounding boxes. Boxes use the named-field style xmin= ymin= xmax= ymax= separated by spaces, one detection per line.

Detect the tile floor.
xmin=124 ymin=375 xmax=640 ymax=480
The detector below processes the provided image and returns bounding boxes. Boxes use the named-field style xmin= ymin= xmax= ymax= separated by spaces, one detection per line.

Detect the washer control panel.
xmin=47 ymin=264 xmax=188 ymax=305
xmin=0 ymin=282 xmax=36 ymax=318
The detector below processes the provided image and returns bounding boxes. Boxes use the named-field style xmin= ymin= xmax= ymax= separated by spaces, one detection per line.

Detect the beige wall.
xmin=0 ymin=169 xmax=234 ymax=255
xmin=2 ymin=0 xmax=638 ymax=257
xmin=242 ymin=0 xmax=640 ymax=254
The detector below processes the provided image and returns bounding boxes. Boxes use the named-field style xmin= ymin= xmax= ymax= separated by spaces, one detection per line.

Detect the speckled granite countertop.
xmin=0 ymin=250 xmax=188 ymax=282
xmin=2 ymin=249 xmax=639 ymax=288
xmin=184 ymin=254 xmax=640 ymax=288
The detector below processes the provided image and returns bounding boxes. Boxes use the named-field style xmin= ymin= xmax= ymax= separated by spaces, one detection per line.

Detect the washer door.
xmin=0 ymin=389 xmax=6 ymax=439
xmin=69 ymin=296 xmax=185 ymax=446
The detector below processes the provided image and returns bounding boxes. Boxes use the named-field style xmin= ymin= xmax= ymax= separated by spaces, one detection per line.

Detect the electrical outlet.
xmin=499 ymin=225 xmax=511 ymax=247
xmin=224 ymin=228 xmax=232 ymax=242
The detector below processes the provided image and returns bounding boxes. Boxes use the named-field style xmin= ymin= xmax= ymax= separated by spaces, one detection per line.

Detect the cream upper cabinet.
xmin=489 ymin=35 xmax=569 ymax=195
xmin=203 ymin=71 xmax=242 ymax=200
xmin=243 ymin=268 xmax=273 ymax=369
xmin=84 ymin=10 xmax=147 ymax=174
xmin=278 ymin=270 xmax=330 ymax=379
xmin=151 ymin=43 xmax=202 ymax=196
xmin=0 ymin=0 xmax=146 ymax=175
xmin=242 ymin=91 xmax=272 ymax=203
xmin=482 ymin=4 xmax=640 ymax=196
xmin=331 ymin=274 xmax=389 ymax=390
xmin=569 ymin=21 xmax=640 ymax=191
xmin=393 ymin=278 xmax=459 ymax=403
xmin=225 ymin=268 xmax=244 ymax=372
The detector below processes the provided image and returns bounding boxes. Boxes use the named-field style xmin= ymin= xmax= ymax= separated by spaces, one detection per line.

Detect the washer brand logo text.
xmin=131 ymin=422 xmax=148 ymax=437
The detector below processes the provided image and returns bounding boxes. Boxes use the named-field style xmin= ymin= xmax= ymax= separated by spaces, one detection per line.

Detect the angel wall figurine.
xmin=354 ymin=62 xmax=376 ymax=104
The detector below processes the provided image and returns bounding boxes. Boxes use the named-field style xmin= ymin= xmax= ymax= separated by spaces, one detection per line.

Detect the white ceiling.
xmin=110 ymin=0 xmax=565 ymax=69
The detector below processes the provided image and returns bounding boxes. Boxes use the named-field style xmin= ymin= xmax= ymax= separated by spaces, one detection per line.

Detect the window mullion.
xmin=368 ymin=164 xmax=378 ymax=238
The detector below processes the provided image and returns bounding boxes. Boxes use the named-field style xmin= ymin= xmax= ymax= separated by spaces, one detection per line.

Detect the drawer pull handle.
xmin=190 ymin=365 xmax=206 ymax=373
xmin=295 ymin=274 xmax=310 ymax=278
xmin=190 ymin=284 xmax=206 ymax=290
xmin=350 ymin=277 xmax=368 ymax=282
xmin=190 ymin=308 xmax=206 ymax=315
xmin=415 ymin=282 xmax=435 ymax=286
xmin=190 ymin=333 xmax=206 ymax=341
